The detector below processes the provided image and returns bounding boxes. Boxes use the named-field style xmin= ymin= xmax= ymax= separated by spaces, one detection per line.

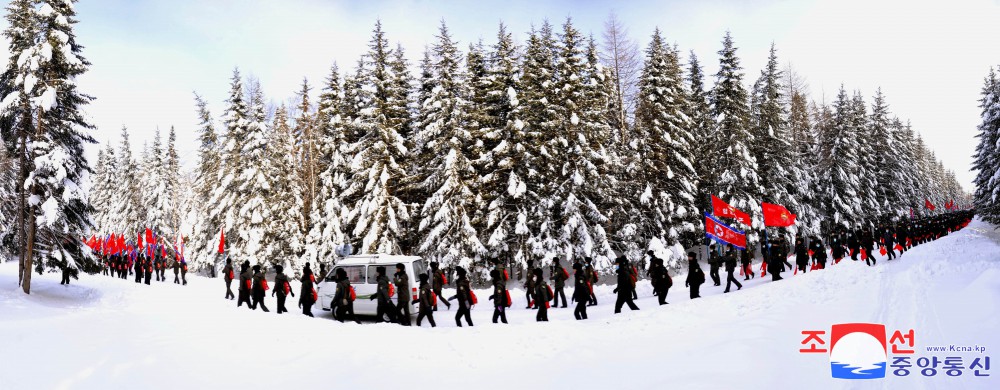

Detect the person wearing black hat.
xmin=571 ymin=263 xmax=590 ymax=319
xmin=370 ymin=266 xmax=397 ymax=323
xmin=393 ymin=263 xmax=411 ymax=326
xmin=272 ymin=264 xmax=294 ymax=314
xmin=533 ymin=268 xmax=551 ymax=322
xmin=237 ymin=261 xmax=252 ymax=308
xmin=222 ymin=258 xmax=235 ymax=299
xmin=430 ymin=262 xmax=450 ymax=310
xmin=134 ymin=254 xmax=144 ymax=284
xmin=488 ymin=269 xmax=509 ymax=324
xmin=524 ymin=260 xmax=536 ymax=309
xmin=648 ymin=251 xmax=671 ymax=305
xmin=143 ymin=255 xmax=153 ymax=285
xmin=550 ymin=258 xmax=568 ymax=308
xmin=299 ymin=263 xmax=316 ymax=317
xmin=612 ymin=256 xmax=639 ymax=313
xmin=447 ymin=266 xmax=474 ymax=327
xmin=684 ymin=252 xmax=705 ymax=299
xmin=415 ymin=273 xmax=437 ymax=327
xmin=251 ymin=265 xmax=270 ymax=312
xmin=723 ymin=244 xmax=742 ymax=293
xmin=795 ymin=237 xmax=809 ymax=273
xmin=708 ymin=244 xmax=722 ymax=286
xmin=333 ymin=268 xmax=360 ymax=324
xmin=585 ymin=257 xmax=598 ymax=306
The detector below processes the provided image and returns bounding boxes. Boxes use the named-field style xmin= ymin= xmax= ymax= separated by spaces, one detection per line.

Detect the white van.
xmin=317 ymin=255 xmax=429 ymax=319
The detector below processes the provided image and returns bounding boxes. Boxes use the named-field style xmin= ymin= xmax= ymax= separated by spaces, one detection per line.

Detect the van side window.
xmin=413 ymin=260 xmax=427 ymax=279
xmin=335 ymin=266 xmax=365 ymax=284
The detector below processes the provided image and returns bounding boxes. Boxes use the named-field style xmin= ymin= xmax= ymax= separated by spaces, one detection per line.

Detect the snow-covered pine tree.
xmin=342 ymin=22 xmax=411 ymax=255
xmin=232 ymin=81 xmax=273 ymax=266
xmin=16 ymin=0 xmax=99 ymax=290
xmin=817 ymin=86 xmax=862 ymax=230
xmin=208 ymin=69 xmax=250 ymax=262
xmin=302 ymin=64 xmax=348 ymax=267
xmin=787 ymin=90 xmax=820 ymax=235
xmin=264 ymin=105 xmax=305 ymax=275
xmin=412 ymin=22 xmax=485 ymax=269
xmin=164 ymin=127 xmax=180 ymax=230
xmin=631 ymin=29 xmax=699 ymax=253
xmin=544 ymin=19 xmax=615 ymax=264
xmin=187 ymin=93 xmax=221 ymax=272
xmin=111 ymin=126 xmax=141 ymax=237
xmin=850 ymin=91 xmax=879 ymax=224
xmin=710 ymin=32 xmax=761 ymax=238
xmin=973 ymin=68 xmax=1000 ymax=223
xmin=293 ymin=79 xmax=318 ymax=235
xmin=686 ymin=51 xmax=715 ymax=217
xmin=867 ymin=89 xmax=904 ymax=220
xmin=749 ymin=44 xmax=797 ymax=212
xmin=480 ymin=23 xmax=537 ymax=269
xmin=890 ymin=118 xmax=919 ymax=214
xmin=141 ymin=129 xmax=169 ymax=234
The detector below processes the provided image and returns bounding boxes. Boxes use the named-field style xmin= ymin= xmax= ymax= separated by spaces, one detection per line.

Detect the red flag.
xmin=924 ymin=199 xmax=935 ymax=211
xmin=117 ymin=235 xmax=125 ymax=255
xmin=145 ymin=228 xmax=154 ymax=246
xmin=704 ymin=213 xmax=747 ymax=249
xmin=879 ymin=246 xmax=887 ymax=256
xmin=762 ymin=202 xmax=796 ymax=227
xmin=711 ymin=195 xmax=751 ymax=225
xmin=137 ymin=231 xmax=144 ymax=250
xmin=161 ymin=245 xmax=166 ymax=259
xmin=218 ymin=228 xmax=226 ymax=254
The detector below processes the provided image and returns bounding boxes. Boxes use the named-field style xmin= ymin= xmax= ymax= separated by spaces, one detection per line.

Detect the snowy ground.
xmin=2 ymin=220 xmax=999 ymax=390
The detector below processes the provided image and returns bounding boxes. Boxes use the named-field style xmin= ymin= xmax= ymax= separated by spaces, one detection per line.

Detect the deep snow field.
xmin=2 ymin=220 xmax=999 ymax=390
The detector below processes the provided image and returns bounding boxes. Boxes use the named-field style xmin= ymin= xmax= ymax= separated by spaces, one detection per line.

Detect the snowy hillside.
xmin=2 ymin=219 xmax=998 ymax=390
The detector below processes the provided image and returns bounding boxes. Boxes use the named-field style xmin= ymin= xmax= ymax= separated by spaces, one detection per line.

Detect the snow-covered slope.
xmin=2 ymin=220 xmax=998 ymax=390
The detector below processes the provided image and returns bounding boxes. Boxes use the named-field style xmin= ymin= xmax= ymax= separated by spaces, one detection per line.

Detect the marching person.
xmin=810 ymin=236 xmax=827 ymax=270
xmin=393 ymin=263 xmax=411 ymax=326
xmin=299 ymin=263 xmax=316 ymax=317
xmin=222 ymin=259 xmax=235 ymax=300
xmin=862 ymin=229 xmax=877 ymax=266
xmin=430 ymin=262 xmax=450 ymax=311
xmin=550 ymin=259 xmax=568 ymax=309
xmin=795 ymin=237 xmax=809 ymax=274
xmin=237 ymin=261 xmax=252 ymax=309
xmin=685 ymin=252 xmax=705 ymax=299
xmin=585 ymin=257 xmax=598 ymax=306
xmin=831 ymin=235 xmax=847 ymax=265
xmin=612 ymin=256 xmax=639 ymax=313
xmin=848 ymin=230 xmax=861 ymax=261
xmin=708 ymin=245 xmax=722 ymax=286
xmin=883 ymin=227 xmax=897 ymax=260
xmin=173 ymin=257 xmax=181 ymax=284
xmin=333 ymin=268 xmax=360 ymax=324
xmin=370 ymin=266 xmax=397 ymax=323
xmin=134 ymin=254 xmax=144 ymax=284
xmin=447 ymin=266 xmax=474 ymax=327
xmin=250 ymin=265 xmax=269 ymax=312
xmin=180 ymin=258 xmax=188 ymax=285
xmin=524 ymin=260 xmax=536 ymax=309
xmin=741 ymin=248 xmax=753 ymax=281
xmin=571 ymin=263 xmax=590 ymax=320
xmin=143 ymin=255 xmax=153 ymax=285
xmin=533 ymin=268 xmax=551 ymax=322
xmin=723 ymin=245 xmax=742 ymax=293
xmin=272 ymin=265 xmax=293 ymax=314
xmin=488 ymin=269 xmax=509 ymax=324
xmin=415 ymin=273 xmax=436 ymax=327
xmin=768 ymin=249 xmax=783 ymax=281
xmin=648 ymin=251 xmax=671 ymax=305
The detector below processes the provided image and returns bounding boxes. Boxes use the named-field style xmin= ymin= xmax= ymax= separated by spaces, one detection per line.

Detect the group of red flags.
xmin=705 ymin=195 xmax=797 ymax=249
xmin=83 ymin=227 xmax=185 ymax=261
xmin=925 ymin=199 xmax=962 ymax=212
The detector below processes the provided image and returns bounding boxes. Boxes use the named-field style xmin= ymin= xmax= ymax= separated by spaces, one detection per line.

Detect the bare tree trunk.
xmin=22 ymin=212 xmax=35 ymax=294
xmin=16 ymin=109 xmax=28 ymax=287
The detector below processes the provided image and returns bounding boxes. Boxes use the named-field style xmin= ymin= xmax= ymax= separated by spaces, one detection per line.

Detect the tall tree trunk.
xmin=16 ymin=109 xmax=28 ymax=287
xmin=22 ymin=212 xmax=35 ymax=294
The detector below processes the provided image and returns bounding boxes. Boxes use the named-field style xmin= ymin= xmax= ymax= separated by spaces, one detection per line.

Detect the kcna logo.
xmin=801 ymin=323 xmax=897 ymax=379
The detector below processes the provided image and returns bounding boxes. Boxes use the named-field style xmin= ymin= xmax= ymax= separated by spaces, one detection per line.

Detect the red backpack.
xmin=469 ymin=290 xmax=478 ymax=305
xmin=504 ymin=290 xmax=512 ymax=308
xmin=503 ymin=269 xmax=509 ymax=281
xmin=228 ymin=270 xmax=234 ymax=280
xmin=430 ymin=290 xmax=438 ymax=304
xmin=283 ymin=281 xmax=291 ymax=295
xmin=561 ymin=268 xmax=569 ymax=280
xmin=261 ymin=279 xmax=269 ymax=291
xmin=388 ymin=284 xmax=395 ymax=297
xmin=442 ymin=272 xmax=448 ymax=285
xmin=311 ymin=288 xmax=317 ymax=301
xmin=349 ymin=286 xmax=357 ymax=301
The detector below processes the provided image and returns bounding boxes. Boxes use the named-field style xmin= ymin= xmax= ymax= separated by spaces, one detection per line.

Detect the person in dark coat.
xmin=585 ymin=257 xmax=598 ymax=306
xmin=251 ymin=265 xmax=269 ymax=312
xmin=143 ymin=256 xmax=153 ymax=285
xmin=831 ymin=235 xmax=847 ymax=265
xmin=430 ymin=262 xmax=450 ymax=310
xmin=488 ymin=269 xmax=509 ymax=324
xmin=134 ymin=255 xmax=144 ymax=284
xmin=723 ymin=245 xmax=742 ymax=293
xmin=173 ymin=258 xmax=181 ymax=284
xmin=685 ymin=252 xmax=705 ymax=299
xmin=795 ymin=238 xmax=809 ymax=273
xmin=883 ymin=228 xmax=897 ymax=260
xmin=524 ymin=260 xmax=536 ymax=309
xmin=180 ymin=259 xmax=188 ymax=285
xmin=612 ymin=256 xmax=639 ymax=313
xmin=571 ymin=263 xmax=590 ymax=320
xmin=533 ymin=268 xmax=550 ymax=322
xmin=447 ymin=266 xmax=474 ymax=327
xmin=222 ymin=259 xmax=235 ymax=300
xmin=393 ymin=263 xmax=411 ymax=326
xmin=848 ymin=230 xmax=861 ymax=260
xmin=550 ymin=259 xmax=568 ymax=308
xmin=415 ymin=274 xmax=436 ymax=327
xmin=648 ymin=251 xmax=671 ymax=305
xmin=333 ymin=268 xmax=360 ymax=324
xmin=370 ymin=266 xmax=397 ymax=323
xmin=862 ymin=230 xmax=877 ymax=266
xmin=299 ymin=263 xmax=316 ymax=317
xmin=237 ymin=261 xmax=252 ymax=308
xmin=272 ymin=265 xmax=293 ymax=314
xmin=768 ymin=249 xmax=783 ymax=281
xmin=810 ymin=236 xmax=827 ymax=269
xmin=708 ymin=245 xmax=722 ymax=286
xmin=740 ymin=248 xmax=753 ymax=281
xmin=60 ymin=265 xmax=71 ymax=285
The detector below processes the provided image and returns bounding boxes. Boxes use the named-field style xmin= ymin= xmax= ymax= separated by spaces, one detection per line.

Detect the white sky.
xmin=2 ymin=0 xmax=997 ymax=190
